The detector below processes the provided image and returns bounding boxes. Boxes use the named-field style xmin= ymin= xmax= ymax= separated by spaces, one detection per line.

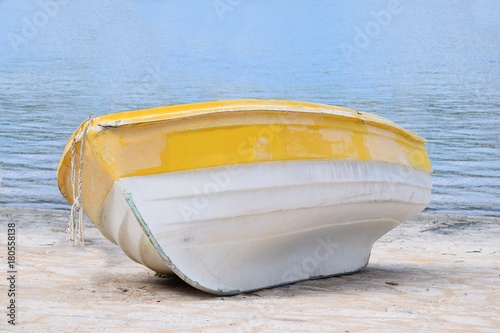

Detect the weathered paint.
xmin=123 ymin=192 xmax=170 ymax=265
xmin=124 ymin=191 xmax=218 ymax=294
xmin=57 ymin=100 xmax=431 ymax=226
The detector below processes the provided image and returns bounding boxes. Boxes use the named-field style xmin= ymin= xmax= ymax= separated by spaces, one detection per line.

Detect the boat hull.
xmin=57 ymin=100 xmax=432 ymax=294
xmin=100 ymin=160 xmax=430 ymax=294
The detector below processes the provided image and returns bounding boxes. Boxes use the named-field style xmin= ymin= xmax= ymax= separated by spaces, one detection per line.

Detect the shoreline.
xmin=0 ymin=208 xmax=499 ymax=332
xmin=3 ymin=202 xmax=499 ymax=218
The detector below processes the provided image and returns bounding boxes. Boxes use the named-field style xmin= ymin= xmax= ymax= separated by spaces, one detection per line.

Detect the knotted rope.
xmin=66 ymin=114 xmax=94 ymax=246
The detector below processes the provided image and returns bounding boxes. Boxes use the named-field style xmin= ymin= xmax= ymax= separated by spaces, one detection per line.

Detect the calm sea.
xmin=0 ymin=1 xmax=499 ymax=216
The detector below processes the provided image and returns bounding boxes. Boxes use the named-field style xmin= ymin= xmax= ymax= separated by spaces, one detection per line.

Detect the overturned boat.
xmin=57 ymin=100 xmax=432 ymax=295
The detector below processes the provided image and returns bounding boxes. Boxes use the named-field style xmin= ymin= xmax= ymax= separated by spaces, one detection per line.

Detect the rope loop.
xmin=66 ymin=114 xmax=94 ymax=246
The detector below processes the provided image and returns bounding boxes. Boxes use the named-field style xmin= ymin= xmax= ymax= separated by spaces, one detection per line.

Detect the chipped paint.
xmin=123 ymin=190 xmax=216 ymax=294
xmin=123 ymin=191 xmax=170 ymax=265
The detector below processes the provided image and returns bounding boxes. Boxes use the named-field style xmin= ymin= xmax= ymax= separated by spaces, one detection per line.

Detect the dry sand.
xmin=0 ymin=207 xmax=499 ymax=332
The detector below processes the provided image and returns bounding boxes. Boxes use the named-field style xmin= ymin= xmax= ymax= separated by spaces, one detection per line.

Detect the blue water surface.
xmin=0 ymin=0 xmax=498 ymax=216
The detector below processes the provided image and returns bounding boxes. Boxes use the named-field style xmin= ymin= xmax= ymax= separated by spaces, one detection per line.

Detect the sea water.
xmin=0 ymin=0 xmax=498 ymax=216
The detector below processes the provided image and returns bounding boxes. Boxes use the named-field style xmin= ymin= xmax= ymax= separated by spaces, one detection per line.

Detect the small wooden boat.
xmin=57 ymin=100 xmax=432 ymax=295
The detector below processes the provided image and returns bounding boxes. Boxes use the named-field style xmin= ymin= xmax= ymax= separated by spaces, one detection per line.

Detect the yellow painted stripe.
xmin=91 ymin=109 xmax=430 ymax=177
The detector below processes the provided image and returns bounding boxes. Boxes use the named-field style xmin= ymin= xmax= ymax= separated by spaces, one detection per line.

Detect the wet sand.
xmin=1 ymin=208 xmax=499 ymax=332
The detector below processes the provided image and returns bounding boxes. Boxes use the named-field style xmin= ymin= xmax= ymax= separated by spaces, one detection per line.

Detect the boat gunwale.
xmin=90 ymin=100 xmax=426 ymax=143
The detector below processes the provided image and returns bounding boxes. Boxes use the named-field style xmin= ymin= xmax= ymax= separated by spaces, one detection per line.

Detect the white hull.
xmin=99 ymin=160 xmax=431 ymax=294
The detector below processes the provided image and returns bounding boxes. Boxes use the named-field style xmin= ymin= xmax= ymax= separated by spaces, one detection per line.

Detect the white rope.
xmin=66 ymin=114 xmax=94 ymax=246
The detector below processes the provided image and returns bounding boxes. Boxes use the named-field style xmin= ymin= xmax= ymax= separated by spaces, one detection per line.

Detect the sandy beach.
xmin=1 ymin=207 xmax=498 ymax=332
